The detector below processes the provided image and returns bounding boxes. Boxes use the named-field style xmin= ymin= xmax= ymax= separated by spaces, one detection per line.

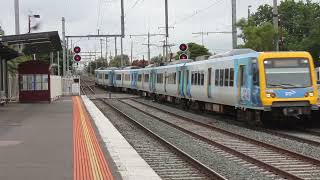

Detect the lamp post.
xmin=248 ymin=5 xmax=252 ymax=20
xmin=28 ymin=14 xmax=40 ymax=33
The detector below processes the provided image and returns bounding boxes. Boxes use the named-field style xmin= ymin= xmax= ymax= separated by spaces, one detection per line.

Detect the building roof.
xmin=0 ymin=31 xmax=62 ymax=55
xmin=0 ymin=44 xmax=19 ymax=60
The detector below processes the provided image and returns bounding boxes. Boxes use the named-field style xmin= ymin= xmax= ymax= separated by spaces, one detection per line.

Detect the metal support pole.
xmin=130 ymin=40 xmax=133 ymax=64
xmin=231 ymin=0 xmax=237 ymax=49
xmin=121 ymin=0 xmax=125 ymax=37
xmin=120 ymin=37 xmax=124 ymax=67
xmin=165 ymin=0 xmax=169 ymax=62
xmin=114 ymin=37 xmax=117 ymax=57
xmin=273 ymin=0 xmax=279 ymax=51
xmin=66 ymin=37 xmax=69 ymax=75
xmin=14 ymin=0 xmax=20 ymax=35
xmin=147 ymin=32 xmax=150 ymax=61
xmin=62 ymin=17 xmax=66 ymax=76
xmin=105 ymin=37 xmax=108 ymax=62
xmin=100 ymin=39 xmax=103 ymax=59
xmin=57 ymin=51 xmax=60 ymax=76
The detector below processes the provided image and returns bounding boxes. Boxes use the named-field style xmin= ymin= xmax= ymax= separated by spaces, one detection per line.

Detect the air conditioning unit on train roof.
xmin=209 ymin=48 xmax=256 ymax=59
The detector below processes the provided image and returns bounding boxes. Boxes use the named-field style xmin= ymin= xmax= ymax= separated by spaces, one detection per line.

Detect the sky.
xmin=0 ymin=0 xmax=279 ymax=61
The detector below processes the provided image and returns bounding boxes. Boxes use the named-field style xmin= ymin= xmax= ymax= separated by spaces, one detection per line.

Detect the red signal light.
xmin=179 ymin=53 xmax=188 ymax=60
xmin=74 ymin=46 xmax=81 ymax=53
xmin=179 ymin=43 xmax=188 ymax=51
xmin=74 ymin=55 xmax=81 ymax=62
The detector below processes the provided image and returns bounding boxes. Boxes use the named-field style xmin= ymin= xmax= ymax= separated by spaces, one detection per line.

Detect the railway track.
xmin=80 ymin=78 xmax=95 ymax=96
xmin=97 ymin=99 xmax=226 ymax=180
xmin=263 ymin=128 xmax=320 ymax=148
xmin=121 ymin=98 xmax=320 ymax=180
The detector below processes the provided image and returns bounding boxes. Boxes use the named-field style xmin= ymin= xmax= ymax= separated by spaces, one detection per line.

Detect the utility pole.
xmin=160 ymin=40 xmax=166 ymax=62
xmin=62 ymin=17 xmax=66 ymax=76
xmin=273 ymin=0 xmax=279 ymax=51
xmin=105 ymin=37 xmax=108 ymax=62
xmin=57 ymin=51 xmax=60 ymax=76
xmin=130 ymin=40 xmax=133 ymax=64
xmin=248 ymin=5 xmax=252 ymax=20
xmin=130 ymin=33 xmax=165 ymax=61
xmin=114 ymin=37 xmax=118 ymax=57
xmin=192 ymin=31 xmax=232 ymax=46
xmin=120 ymin=0 xmax=125 ymax=67
xmin=100 ymin=39 xmax=103 ymax=58
xmin=66 ymin=38 xmax=69 ymax=75
xmin=231 ymin=0 xmax=237 ymax=49
xmin=14 ymin=0 xmax=20 ymax=34
xmin=165 ymin=0 xmax=169 ymax=62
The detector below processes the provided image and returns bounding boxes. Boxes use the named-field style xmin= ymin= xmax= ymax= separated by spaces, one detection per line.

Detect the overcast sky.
xmin=1 ymin=0 xmax=285 ymax=60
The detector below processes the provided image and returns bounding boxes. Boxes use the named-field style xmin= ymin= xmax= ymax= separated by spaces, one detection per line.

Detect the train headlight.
xmin=305 ymin=92 xmax=314 ymax=97
xmin=266 ymin=92 xmax=276 ymax=98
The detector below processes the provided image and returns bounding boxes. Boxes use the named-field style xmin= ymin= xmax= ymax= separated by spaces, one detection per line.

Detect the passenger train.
xmin=95 ymin=49 xmax=319 ymax=124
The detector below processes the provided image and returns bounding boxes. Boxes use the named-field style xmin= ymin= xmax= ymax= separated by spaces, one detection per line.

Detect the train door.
xmin=164 ymin=71 xmax=167 ymax=93
xmin=122 ymin=73 xmax=124 ymax=86
xmin=238 ymin=65 xmax=245 ymax=105
xmin=178 ymin=70 xmax=183 ymax=96
xmin=207 ymin=68 xmax=212 ymax=98
xmin=150 ymin=70 xmax=156 ymax=92
xmin=184 ymin=70 xmax=190 ymax=97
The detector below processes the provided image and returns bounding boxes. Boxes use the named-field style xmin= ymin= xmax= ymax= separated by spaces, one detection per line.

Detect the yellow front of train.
xmin=258 ymin=52 xmax=318 ymax=117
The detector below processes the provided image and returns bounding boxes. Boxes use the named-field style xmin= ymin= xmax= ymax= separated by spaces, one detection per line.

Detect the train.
xmin=95 ymin=49 xmax=319 ymax=124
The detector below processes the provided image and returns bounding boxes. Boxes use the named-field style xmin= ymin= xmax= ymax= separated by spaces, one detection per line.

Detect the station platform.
xmin=0 ymin=96 xmax=159 ymax=180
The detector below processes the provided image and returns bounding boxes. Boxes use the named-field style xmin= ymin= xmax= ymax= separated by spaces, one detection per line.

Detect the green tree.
xmin=86 ymin=57 xmax=108 ymax=74
xmin=244 ymin=0 xmax=320 ymax=65
xmin=151 ymin=54 xmax=164 ymax=64
xmin=109 ymin=54 xmax=130 ymax=67
xmin=237 ymin=19 xmax=277 ymax=51
xmin=176 ymin=42 xmax=211 ymax=60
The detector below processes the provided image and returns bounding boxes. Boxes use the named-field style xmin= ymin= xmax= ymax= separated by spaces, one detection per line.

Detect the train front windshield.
xmin=264 ymin=58 xmax=311 ymax=88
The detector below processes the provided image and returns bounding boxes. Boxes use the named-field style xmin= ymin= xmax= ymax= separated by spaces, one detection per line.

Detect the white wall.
xmin=50 ymin=75 xmax=62 ymax=100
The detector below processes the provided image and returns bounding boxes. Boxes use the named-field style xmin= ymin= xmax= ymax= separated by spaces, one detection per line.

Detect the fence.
xmin=50 ymin=75 xmax=62 ymax=101
xmin=62 ymin=76 xmax=80 ymax=96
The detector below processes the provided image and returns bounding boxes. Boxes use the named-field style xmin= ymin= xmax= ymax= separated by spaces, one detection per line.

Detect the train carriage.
xmin=95 ymin=49 xmax=319 ymax=124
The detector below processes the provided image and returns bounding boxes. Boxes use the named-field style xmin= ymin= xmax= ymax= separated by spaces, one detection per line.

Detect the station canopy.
xmin=0 ymin=31 xmax=62 ymax=57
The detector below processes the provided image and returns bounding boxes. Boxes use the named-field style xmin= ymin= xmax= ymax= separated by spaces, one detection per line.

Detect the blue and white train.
xmin=95 ymin=49 xmax=319 ymax=123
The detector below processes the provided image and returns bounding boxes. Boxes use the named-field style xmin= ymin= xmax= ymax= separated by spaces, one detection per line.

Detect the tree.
xmin=86 ymin=57 xmax=108 ymax=74
xmin=242 ymin=0 xmax=320 ymax=65
xmin=150 ymin=54 xmax=163 ymax=64
xmin=109 ymin=55 xmax=130 ymax=67
xmin=175 ymin=42 xmax=211 ymax=60
xmin=237 ymin=19 xmax=277 ymax=51
xmin=131 ymin=59 xmax=149 ymax=67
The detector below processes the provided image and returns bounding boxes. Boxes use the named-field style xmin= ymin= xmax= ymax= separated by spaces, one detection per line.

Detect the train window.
xmin=124 ymin=74 xmax=130 ymax=81
xmin=195 ymin=73 xmax=198 ymax=85
xmin=220 ymin=69 xmax=224 ymax=86
xmin=240 ymin=66 xmax=246 ymax=86
xmin=138 ymin=74 xmax=142 ymax=82
xmin=229 ymin=68 xmax=234 ymax=86
xmin=201 ymin=73 xmax=204 ymax=86
xmin=224 ymin=69 xmax=229 ymax=86
xmin=168 ymin=73 xmax=176 ymax=84
xmin=116 ymin=74 xmax=121 ymax=80
xmin=157 ymin=73 xmax=163 ymax=84
xmin=208 ymin=68 xmax=212 ymax=86
xmin=191 ymin=73 xmax=195 ymax=85
xmin=105 ymin=74 xmax=108 ymax=80
xmin=215 ymin=69 xmax=219 ymax=86
xmin=198 ymin=73 xmax=201 ymax=86
xmin=252 ymin=63 xmax=259 ymax=86
xmin=144 ymin=74 xmax=149 ymax=82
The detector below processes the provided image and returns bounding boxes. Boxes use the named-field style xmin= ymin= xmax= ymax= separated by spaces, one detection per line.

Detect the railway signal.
xmin=179 ymin=43 xmax=188 ymax=60
xmin=73 ymin=46 xmax=81 ymax=62
xmin=74 ymin=54 xmax=81 ymax=62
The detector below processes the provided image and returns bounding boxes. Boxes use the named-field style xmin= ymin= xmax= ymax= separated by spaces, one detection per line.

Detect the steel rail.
xmin=101 ymin=99 xmax=227 ymax=180
xmin=125 ymin=99 xmax=320 ymax=179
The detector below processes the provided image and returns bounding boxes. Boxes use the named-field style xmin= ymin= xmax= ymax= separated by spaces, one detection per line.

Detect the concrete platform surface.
xmin=0 ymin=98 xmax=73 ymax=180
xmin=82 ymin=96 xmax=161 ymax=180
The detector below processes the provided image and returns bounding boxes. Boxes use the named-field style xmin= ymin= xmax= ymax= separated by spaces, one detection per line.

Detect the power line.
xmin=125 ymin=0 xmax=144 ymax=17
xmin=171 ymin=0 xmax=225 ymax=26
